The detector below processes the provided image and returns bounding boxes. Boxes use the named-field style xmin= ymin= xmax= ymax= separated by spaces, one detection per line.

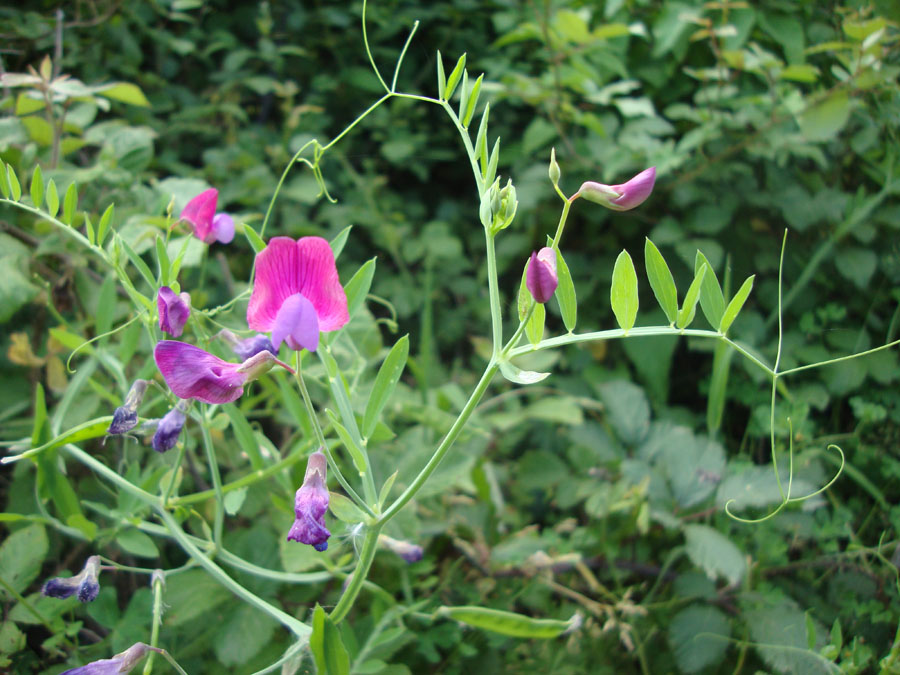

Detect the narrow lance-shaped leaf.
xmin=30 ymin=164 xmax=44 ymax=209
xmin=118 ymin=235 xmax=156 ymax=290
xmin=344 ymin=257 xmax=376 ymax=320
xmin=475 ymin=103 xmax=490 ymax=176
xmin=436 ymin=50 xmax=446 ymax=99
xmin=695 ymin=251 xmax=725 ymax=330
xmin=328 ymin=492 xmax=367 ymax=523
xmin=462 ymin=73 xmax=484 ymax=127
xmin=329 ymin=225 xmax=352 ymax=260
xmin=444 ymin=53 xmax=466 ymax=101
xmin=378 ymin=470 xmax=398 ymax=509
xmin=436 ymin=606 xmax=580 ymax=639
xmin=362 ymin=334 xmax=409 ymax=439
xmin=326 ymin=410 xmax=368 ymax=475
xmin=155 ymin=235 xmax=171 ymax=286
xmin=243 ymin=224 xmax=266 ymax=254
xmin=62 ymin=182 xmax=78 ymax=225
xmin=517 ymin=260 xmax=530 ymax=321
xmin=84 ymin=213 xmax=95 ymax=246
xmin=718 ymin=275 xmax=755 ymax=334
xmin=677 ymin=263 xmax=707 ymax=329
xmin=457 ymin=69 xmax=469 ymax=121
xmin=610 ymin=249 xmax=639 ymax=332
xmin=485 ymin=136 xmax=501 ymax=188
xmin=45 ymin=178 xmax=59 ymax=218
xmin=526 ymin=303 xmax=545 ymax=347
xmin=310 ymin=605 xmax=351 ymax=675
xmin=0 ymin=162 xmax=10 ymax=199
xmin=96 ymin=203 xmax=115 ymax=247
xmin=7 ymin=164 xmax=22 ymax=202
xmin=644 ymin=238 xmax=678 ymax=325
xmin=555 ymin=248 xmax=577 ymax=332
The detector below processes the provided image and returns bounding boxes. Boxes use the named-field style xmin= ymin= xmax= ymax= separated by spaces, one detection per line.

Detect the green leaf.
xmin=644 ymin=239 xmax=678 ymax=324
xmin=669 ymin=605 xmax=731 ymax=673
xmin=597 ymin=380 xmax=650 ymax=445
xmin=677 ymin=263 xmax=707 ymax=329
xmin=243 ymin=224 xmax=266 ymax=254
xmin=115 ymin=529 xmax=159 ymax=558
xmin=328 ymin=492 xmax=367 ymax=523
xmin=330 ymin=225 xmax=352 ymax=260
xmin=29 ymin=165 xmax=44 ymax=209
xmin=223 ymin=487 xmax=248 ymax=516
xmin=165 ymin=569 xmax=230 ymax=626
xmin=310 ymin=605 xmax=351 ymax=675
xmin=694 ymin=252 xmax=725 ymax=330
xmin=62 ymin=182 xmax=78 ymax=225
xmin=436 ymin=606 xmax=579 ymax=639
xmin=214 ymin=604 xmax=278 ymax=667
xmin=436 ymin=50 xmax=446 ymax=99
xmin=96 ymin=203 xmax=114 ymax=247
xmin=745 ymin=605 xmax=834 ymax=674
xmin=526 ymin=302 xmax=545 ymax=347
xmin=378 ymin=470 xmax=398 ymax=508
xmin=485 ymin=137 xmax=501 ymax=188
xmin=684 ymin=524 xmax=746 ymax=587
xmin=462 ymin=73 xmax=484 ymax=127
xmin=344 ymin=257 xmax=376 ymax=320
xmin=610 ymin=249 xmax=639 ymax=332
xmin=84 ymin=214 xmax=95 ymax=246
xmin=155 ymin=236 xmax=170 ymax=286
xmin=45 ymin=178 xmax=59 ymax=218
xmin=362 ymin=335 xmax=409 ymax=439
xmin=95 ymin=274 xmax=117 ymax=338
xmin=475 ymin=103 xmax=490 ymax=175
xmin=118 ymin=236 xmax=156 ymax=291
xmin=0 ymin=524 xmax=48 ymax=599
xmin=7 ymin=165 xmax=21 ymax=202
xmin=706 ymin=341 xmax=734 ymax=435
xmin=799 ymin=90 xmax=851 ymax=141
xmin=498 ymin=360 xmax=550 ymax=385
xmin=0 ymin=163 xmax=10 ymax=199
xmin=805 ymin=611 xmax=817 ymax=651
xmin=719 ymin=275 xmax=754 ymax=334
xmin=326 ymin=410 xmax=368 ymax=475
xmin=457 ymin=69 xmax=469 ymax=122
xmin=444 ymin=53 xmax=466 ymax=101
xmin=95 ymin=82 xmax=151 ymax=107
xmin=555 ymin=248 xmax=577 ymax=332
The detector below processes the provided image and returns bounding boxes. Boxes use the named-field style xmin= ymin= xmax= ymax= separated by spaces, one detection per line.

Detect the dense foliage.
xmin=1 ymin=1 xmax=899 ymax=673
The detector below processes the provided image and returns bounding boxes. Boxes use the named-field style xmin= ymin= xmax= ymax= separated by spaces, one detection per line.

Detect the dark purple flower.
xmin=107 ymin=380 xmax=148 ymax=435
xmin=287 ymin=451 xmax=331 ymax=551
xmin=151 ymin=402 xmax=187 ymax=453
xmin=157 ymin=286 xmax=191 ymax=338
xmin=60 ymin=642 xmax=157 ymax=675
xmin=217 ymin=328 xmax=276 ymax=361
xmin=153 ymin=340 xmax=293 ymax=405
xmin=379 ymin=535 xmax=424 ymax=563
xmin=526 ymin=247 xmax=558 ymax=304
xmin=42 ymin=555 xmax=101 ymax=603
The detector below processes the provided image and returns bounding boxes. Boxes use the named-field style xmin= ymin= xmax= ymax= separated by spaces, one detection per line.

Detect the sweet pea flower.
xmin=247 ymin=237 xmax=349 ymax=353
xmin=157 ymin=287 xmax=191 ymax=337
xmin=287 ymin=450 xmax=331 ymax=551
xmin=573 ymin=167 xmax=656 ymax=211
xmin=379 ymin=534 xmax=424 ymax=563
xmin=217 ymin=328 xmax=276 ymax=361
xmin=151 ymin=402 xmax=187 ymax=453
xmin=526 ymin=247 xmax=558 ymax=304
xmin=180 ymin=188 xmax=235 ymax=244
xmin=154 ymin=340 xmax=293 ymax=405
xmin=107 ymin=380 xmax=149 ymax=435
xmin=42 ymin=555 xmax=102 ymax=603
xmin=60 ymin=642 xmax=159 ymax=675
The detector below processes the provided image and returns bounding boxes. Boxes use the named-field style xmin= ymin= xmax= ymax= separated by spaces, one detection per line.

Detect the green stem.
xmin=550 ymin=198 xmax=572 ymax=249
xmin=361 ymin=0 xmax=390 ymax=93
xmin=161 ymin=438 xmax=187 ymax=507
xmin=63 ymin=444 xmax=161 ymax=506
xmin=142 ymin=571 xmax=165 ymax=675
xmin=199 ymin=406 xmax=225 ymax=547
xmin=330 ymin=524 xmax=382 ymax=623
xmin=485 ymin=231 xmax=503 ymax=355
xmin=440 ymin=102 xmax=484 ymax=194
xmin=0 ymin=198 xmax=96 ymax=252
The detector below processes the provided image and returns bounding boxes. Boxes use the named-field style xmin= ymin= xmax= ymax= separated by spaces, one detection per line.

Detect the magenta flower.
xmin=573 ymin=167 xmax=656 ymax=211
xmin=60 ymin=643 xmax=158 ymax=675
xmin=154 ymin=340 xmax=293 ymax=405
xmin=42 ymin=556 xmax=102 ymax=603
xmin=526 ymin=247 xmax=558 ymax=304
xmin=287 ymin=450 xmax=331 ymax=551
xmin=247 ymin=237 xmax=349 ymax=353
xmin=180 ymin=188 xmax=235 ymax=244
xmin=157 ymin=286 xmax=191 ymax=337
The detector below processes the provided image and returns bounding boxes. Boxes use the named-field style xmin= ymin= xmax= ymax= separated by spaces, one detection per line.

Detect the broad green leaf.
xmin=684 ymin=524 xmax=746 ymax=586
xmin=45 ymin=178 xmax=59 ymax=218
xmin=462 ymin=73 xmax=484 ymax=127
xmin=745 ymin=605 xmax=834 ymax=674
xmin=444 ymin=53 xmax=466 ymax=101
xmin=344 ymin=257 xmax=376 ymax=320
xmin=214 ymin=604 xmax=278 ymax=667
xmin=499 ymin=360 xmax=550 ymax=385
xmin=326 ymin=410 xmax=368 ymax=475
xmin=115 ymin=529 xmax=159 ymax=558
xmin=330 ymin=225 xmax=352 ymax=260
xmin=677 ymin=263 xmax=707 ymax=329
xmin=526 ymin=302 xmax=545 ymax=347
xmin=669 ymin=605 xmax=731 ymax=673
xmin=610 ymin=249 xmax=638 ymax=332
xmin=798 ymin=90 xmax=851 ymax=141
xmin=719 ymin=275 xmax=754 ymax=334
xmin=118 ymin=236 xmax=156 ymax=291
xmin=243 ymin=224 xmax=266 ymax=254
xmin=362 ymin=335 xmax=409 ymax=439
xmin=597 ymin=380 xmax=650 ymax=445
xmin=96 ymin=203 xmax=114 ymax=247
xmin=555 ymin=248 xmax=577 ymax=332
xmin=30 ymin=165 xmax=44 ymax=209
xmin=644 ymin=238 xmax=678 ymax=324
xmin=310 ymin=605 xmax=351 ymax=675
xmin=436 ymin=50 xmax=446 ymax=99
xmin=62 ymin=182 xmax=78 ymax=225
xmin=694 ymin=252 xmax=725 ymax=330
xmin=0 ymin=524 xmax=48 ymax=599
xmin=95 ymin=82 xmax=151 ymax=107
xmin=165 ymin=569 xmax=230 ymax=627
xmin=328 ymin=492 xmax=367 ymax=523
xmin=7 ymin=165 xmax=21 ymax=201
xmin=223 ymin=487 xmax=248 ymax=516
xmin=436 ymin=606 xmax=579 ymax=639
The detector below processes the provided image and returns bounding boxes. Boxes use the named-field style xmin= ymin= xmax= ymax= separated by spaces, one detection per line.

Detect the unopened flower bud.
xmin=287 ymin=450 xmax=331 ymax=551
xmin=379 ymin=534 xmax=424 ymax=563
xmin=60 ymin=642 xmax=160 ymax=675
xmin=107 ymin=380 xmax=149 ymax=435
xmin=42 ymin=555 xmax=102 ymax=603
xmin=151 ymin=401 xmax=187 ymax=453
xmin=526 ymin=247 xmax=558 ymax=304
xmin=549 ymin=147 xmax=561 ymax=186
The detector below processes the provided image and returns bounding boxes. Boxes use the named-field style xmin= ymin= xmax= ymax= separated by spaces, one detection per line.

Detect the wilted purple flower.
xmin=573 ymin=167 xmax=656 ymax=212
xmin=152 ymin=401 xmax=187 ymax=453
xmin=42 ymin=555 xmax=101 ymax=603
xmin=60 ymin=642 xmax=159 ymax=675
xmin=157 ymin=286 xmax=191 ymax=338
xmin=526 ymin=247 xmax=558 ymax=304
xmin=217 ymin=328 xmax=276 ymax=361
xmin=107 ymin=380 xmax=149 ymax=435
xmin=153 ymin=341 xmax=293 ymax=405
xmin=287 ymin=450 xmax=331 ymax=551
xmin=379 ymin=535 xmax=424 ymax=563
xmin=180 ymin=189 xmax=234 ymax=245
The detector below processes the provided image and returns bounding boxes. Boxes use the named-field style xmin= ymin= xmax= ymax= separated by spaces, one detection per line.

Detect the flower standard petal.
xmin=574 ymin=167 xmax=656 ymax=212
xmin=153 ymin=341 xmax=247 ymax=404
xmin=157 ymin=287 xmax=191 ymax=337
xmin=180 ymin=188 xmax=218 ymax=242
xmin=271 ymin=293 xmax=320 ymax=352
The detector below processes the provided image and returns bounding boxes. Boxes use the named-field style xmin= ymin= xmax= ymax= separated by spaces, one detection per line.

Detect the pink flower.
xmin=247 ymin=237 xmax=350 ymax=352
xmin=574 ymin=167 xmax=656 ymax=212
xmin=526 ymin=247 xmax=558 ymax=304
xmin=180 ymin=188 xmax=235 ymax=244
xmin=154 ymin=340 xmax=293 ymax=404
xmin=287 ymin=451 xmax=331 ymax=551
xmin=157 ymin=286 xmax=191 ymax=337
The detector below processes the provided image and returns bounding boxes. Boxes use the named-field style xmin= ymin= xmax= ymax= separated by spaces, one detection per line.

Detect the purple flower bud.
xmin=152 ymin=402 xmax=187 ymax=453
xmin=107 ymin=380 xmax=149 ymax=435
xmin=157 ymin=286 xmax=191 ymax=338
xmin=42 ymin=555 xmax=101 ymax=603
xmin=574 ymin=167 xmax=656 ymax=212
xmin=60 ymin=642 xmax=158 ymax=675
xmin=287 ymin=451 xmax=331 ymax=551
xmin=526 ymin=247 xmax=558 ymax=304
xmin=211 ymin=212 xmax=235 ymax=244
xmin=379 ymin=535 xmax=424 ymax=563
xmin=217 ymin=329 xmax=277 ymax=361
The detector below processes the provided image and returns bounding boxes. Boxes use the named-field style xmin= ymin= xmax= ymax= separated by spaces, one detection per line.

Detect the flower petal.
xmin=526 ymin=248 xmax=558 ymax=304
xmin=271 ymin=293 xmax=320 ymax=352
xmin=157 ymin=287 xmax=191 ymax=337
xmin=212 ymin=212 xmax=235 ymax=244
xmin=609 ymin=166 xmax=656 ymax=211
xmin=154 ymin=341 xmax=246 ymax=404
xmin=180 ymin=188 xmax=218 ymax=242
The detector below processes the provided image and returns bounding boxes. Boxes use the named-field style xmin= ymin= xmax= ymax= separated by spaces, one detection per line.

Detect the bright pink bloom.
xmin=180 ymin=188 xmax=234 ymax=244
xmin=154 ymin=340 xmax=293 ymax=404
xmin=247 ymin=237 xmax=349 ymax=352
xmin=287 ymin=450 xmax=331 ymax=551
xmin=526 ymin=247 xmax=558 ymax=304
xmin=157 ymin=286 xmax=191 ymax=337
xmin=574 ymin=167 xmax=656 ymax=212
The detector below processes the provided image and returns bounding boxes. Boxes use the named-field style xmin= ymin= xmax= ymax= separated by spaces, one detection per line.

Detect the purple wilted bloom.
xmin=152 ymin=401 xmax=187 ymax=453
xmin=247 ymin=237 xmax=349 ymax=353
xmin=60 ymin=642 xmax=159 ymax=675
xmin=107 ymin=380 xmax=149 ymax=435
xmin=180 ymin=188 xmax=234 ymax=244
xmin=573 ymin=167 xmax=656 ymax=212
xmin=154 ymin=340 xmax=293 ymax=405
xmin=379 ymin=534 xmax=424 ymax=563
xmin=287 ymin=450 xmax=331 ymax=551
xmin=526 ymin=247 xmax=558 ymax=304
xmin=217 ymin=328 xmax=276 ymax=360
xmin=157 ymin=286 xmax=191 ymax=337
xmin=42 ymin=555 xmax=102 ymax=603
